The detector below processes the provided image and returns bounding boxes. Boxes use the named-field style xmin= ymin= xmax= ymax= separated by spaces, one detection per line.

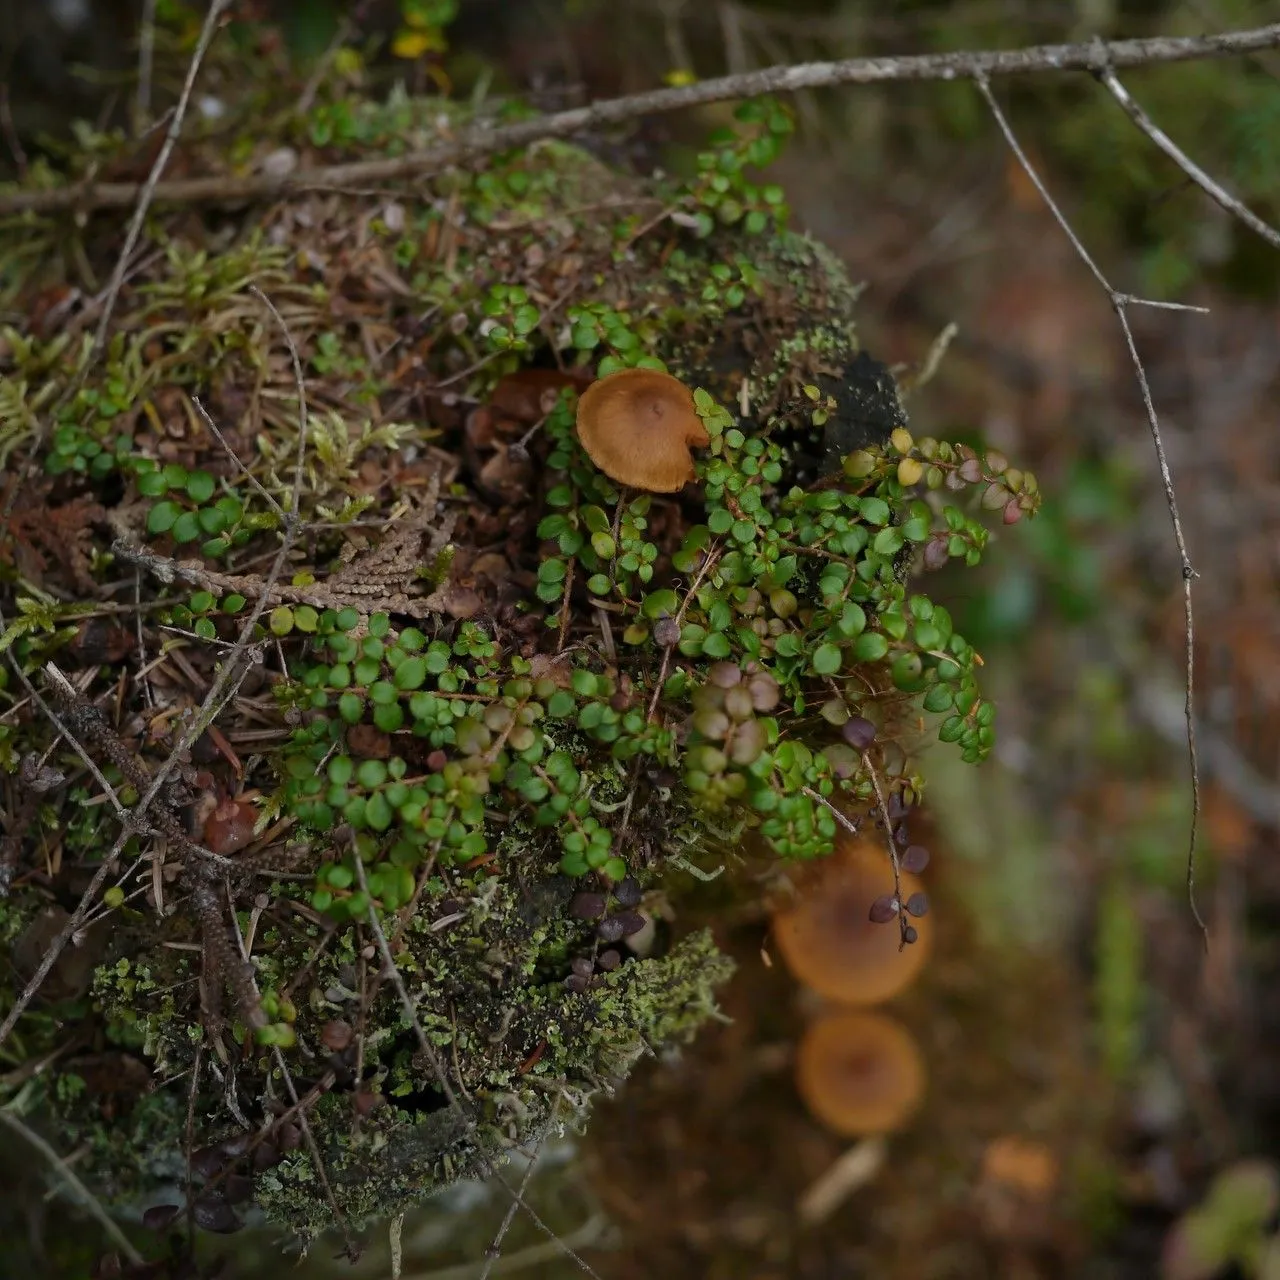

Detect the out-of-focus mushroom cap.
xmin=771 ymin=836 xmax=931 ymax=1004
xmin=795 ymin=1009 xmax=926 ymax=1137
xmin=575 ymin=368 xmax=709 ymax=492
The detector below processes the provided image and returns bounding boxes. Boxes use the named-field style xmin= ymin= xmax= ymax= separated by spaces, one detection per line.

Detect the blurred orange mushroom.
xmin=575 ymin=368 xmax=709 ymax=491
xmin=981 ymin=1134 xmax=1059 ymax=1200
xmin=771 ymin=836 xmax=931 ymax=1005
xmin=795 ymin=1009 xmax=925 ymax=1137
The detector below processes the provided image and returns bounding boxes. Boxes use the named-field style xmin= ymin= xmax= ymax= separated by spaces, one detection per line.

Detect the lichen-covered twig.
xmin=1 ymin=24 xmax=1277 ymax=216
xmin=113 ymin=481 xmax=454 ymax=620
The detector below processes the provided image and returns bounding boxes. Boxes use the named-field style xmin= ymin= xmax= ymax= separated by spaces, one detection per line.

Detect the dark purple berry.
xmin=224 ymin=1173 xmax=254 ymax=1204
xmin=189 ymin=1146 xmax=225 ymax=1179
xmin=868 ymin=894 xmax=899 ymax=924
xmin=192 ymin=1195 xmax=240 ymax=1234
xmin=142 ymin=1204 xmax=181 ymax=1232
xmin=565 ymin=973 xmax=591 ymax=993
xmin=653 ymin=616 xmax=681 ymax=648
xmin=902 ymin=925 xmax=919 ymax=945
xmin=571 ymin=956 xmax=594 ymax=978
xmin=613 ymin=910 xmax=647 ymax=937
xmin=596 ymin=916 xmax=626 ymax=943
xmin=905 ymin=892 xmax=930 ymax=918
xmin=253 ymin=1142 xmax=281 ymax=1171
xmin=275 ymin=1122 xmax=302 ymax=1153
xmin=596 ymin=949 xmax=621 ymax=972
xmin=570 ymin=891 xmax=606 ymax=920
xmin=902 ymin=845 xmax=930 ymax=874
xmin=215 ymin=1132 xmax=251 ymax=1158
xmin=612 ymin=876 xmax=643 ymax=909
xmin=841 ymin=716 xmax=876 ymax=750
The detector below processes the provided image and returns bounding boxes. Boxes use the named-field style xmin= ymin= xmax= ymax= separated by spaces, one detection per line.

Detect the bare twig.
xmin=351 ymin=855 xmax=461 ymax=1112
xmin=646 ymin=545 xmax=722 ymax=723
xmin=295 ymin=15 xmax=357 ymax=117
xmin=249 ymin=285 xmax=309 ymax=527
xmin=136 ymin=0 xmax=159 ymax=130
xmin=797 ymin=1136 xmax=886 ymax=1225
xmin=90 ymin=0 xmax=232 ymax=365
xmin=407 ymin=1215 xmax=610 ymax=1280
xmin=803 ymin=758 xmax=907 ymax=947
xmin=1098 ymin=67 xmax=1280 ymax=252
xmin=975 ymin=73 xmax=1208 ymax=945
xmin=860 ymin=753 xmax=907 ymax=943
xmin=4 ymin=24 xmax=1279 ymax=216
xmin=0 ymin=1107 xmax=145 ymax=1265
xmin=192 ymin=396 xmax=287 ymax=522
xmin=478 ymin=1119 xmax=556 ymax=1280
xmin=0 ymin=84 xmax=28 ymax=178
xmin=21 ymin=665 xmax=131 ymax=822
xmin=221 ymin=880 xmax=355 ymax=1252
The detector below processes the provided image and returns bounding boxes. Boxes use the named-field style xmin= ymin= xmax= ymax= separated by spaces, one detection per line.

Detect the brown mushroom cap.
xmin=771 ymin=836 xmax=931 ymax=1004
xmin=575 ymin=368 xmax=709 ymax=492
xmin=795 ymin=1009 xmax=926 ymax=1136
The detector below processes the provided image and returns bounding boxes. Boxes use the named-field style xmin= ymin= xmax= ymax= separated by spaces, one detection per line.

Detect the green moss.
xmin=0 ymin=24 xmax=1035 ymax=1248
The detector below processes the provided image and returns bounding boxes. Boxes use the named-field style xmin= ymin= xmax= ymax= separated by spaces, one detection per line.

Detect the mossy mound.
xmin=0 ymin=27 xmax=1033 ymax=1257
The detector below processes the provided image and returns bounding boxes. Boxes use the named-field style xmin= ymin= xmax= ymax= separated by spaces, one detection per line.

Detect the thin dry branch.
xmin=352 ymin=854 xmax=463 ymax=1114
xmin=974 ymin=73 xmax=1208 ymax=945
xmin=0 ymin=1107 xmax=145 ymax=1265
xmin=3 ymin=23 xmax=1279 ymax=216
xmin=136 ymin=0 xmax=159 ymax=129
xmin=22 ymin=665 xmax=131 ymax=822
xmin=220 ymin=878 xmax=356 ymax=1253
xmin=1097 ymin=67 xmax=1280 ymax=252
xmin=89 ymin=0 xmax=232 ymax=363
xmin=478 ymin=1109 xmax=559 ymax=1280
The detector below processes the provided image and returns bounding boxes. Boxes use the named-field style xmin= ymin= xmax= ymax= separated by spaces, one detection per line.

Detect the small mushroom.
xmin=575 ymin=368 xmax=709 ymax=492
xmin=771 ymin=836 xmax=931 ymax=1005
xmin=795 ymin=1009 xmax=925 ymax=1137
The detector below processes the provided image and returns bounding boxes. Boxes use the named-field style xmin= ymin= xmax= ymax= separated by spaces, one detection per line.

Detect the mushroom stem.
xmin=797 ymin=1137 xmax=888 ymax=1226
